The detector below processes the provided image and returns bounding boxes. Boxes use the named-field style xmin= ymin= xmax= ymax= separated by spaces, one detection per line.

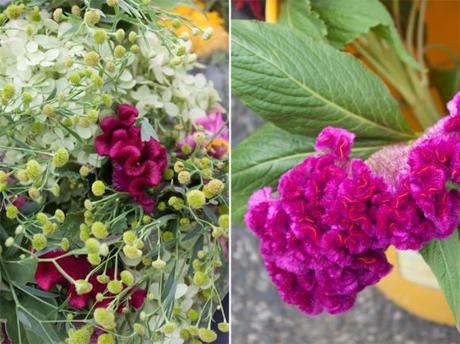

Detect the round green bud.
xmin=173 ymin=161 xmax=184 ymax=173
xmin=114 ymin=45 xmax=126 ymax=58
xmin=26 ymin=160 xmax=42 ymax=180
xmin=14 ymin=225 xmax=24 ymax=235
xmin=102 ymin=93 xmax=112 ymax=107
xmin=130 ymin=45 xmax=140 ymax=54
xmin=161 ymin=322 xmax=177 ymax=334
xmin=123 ymin=245 xmax=142 ymax=259
xmin=52 ymin=148 xmax=69 ymax=167
xmin=97 ymin=274 xmax=110 ymax=284
xmin=106 ymin=0 xmax=119 ymax=7
xmin=80 ymin=226 xmax=91 ymax=241
xmin=42 ymin=221 xmax=57 ymax=235
xmin=5 ymin=205 xmax=18 ymax=219
xmin=36 ymin=212 xmax=48 ymax=224
xmin=97 ymin=333 xmax=115 ymax=344
xmin=84 ymin=10 xmax=100 ymax=25
xmin=187 ymin=326 xmax=199 ymax=336
xmin=28 ymin=187 xmax=40 ymax=200
xmin=162 ymin=169 xmax=174 ymax=181
xmin=2 ymin=84 xmax=15 ymax=101
xmin=168 ymin=196 xmax=184 ymax=211
xmin=158 ymin=201 xmax=166 ymax=211
xmin=22 ymin=92 xmax=32 ymax=105
xmin=99 ymin=243 xmax=109 ymax=256
xmin=91 ymin=221 xmax=108 ymax=239
xmin=186 ymin=190 xmax=206 ymax=209
xmin=61 ymin=238 xmax=70 ymax=251
xmin=142 ymin=215 xmax=152 ymax=224
xmin=197 ymin=250 xmax=207 ymax=259
xmin=172 ymin=19 xmax=181 ymax=28
xmin=5 ymin=237 xmax=14 ymax=247
xmin=115 ymin=29 xmax=125 ymax=42
xmin=85 ymin=238 xmax=100 ymax=254
xmin=199 ymin=328 xmax=217 ymax=343
xmin=151 ymin=259 xmax=166 ymax=270
xmin=187 ymin=309 xmax=199 ymax=321
xmin=5 ymin=4 xmax=25 ymax=20
xmin=91 ymin=180 xmax=106 ymax=196
xmin=122 ymin=230 xmax=136 ymax=245
xmin=181 ymin=143 xmax=192 ymax=155
xmin=75 ymin=279 xmax=93 ymax=295
xmin=178 ymin=171 xmax=191 ymax=185
xmin=79 ymin=165 xmax=91 ymax=177
xmin=54 ymin=209 xmax=65 ymax=223
xmin=107 ymin=280 xmax=123 ymax=294
xmin=93 ymin=29 xmax=107 ymax=44
xmin=128 ymin=31 xmax=137 ymax=43
xmin=193 ymin=271 xmax=209 ymax=287
xmin=69 ymin=72 xmax=81 ymax=85
xmin=133 ymin=323 xmax=144 ymax=335
xmin=120 ymin=270 xmax=134 ymax=286
xmin=180 ymin=329 xmax=190 ymax=340
xmin=87 ymin=254 xmax=101 ymax=265
xmin=84 ymin=199 xmax=93 ymax=211
xmin=218 ymin=214 xmax=229 ymax=228
xmin=203 ymin=179 xmax=224 ymax=199
xmin=53 ymin=8 xmax=63 ymax=22
xmin=71 ymin=5 xmax=81 ymax=16
xmin=67 ymin=325 xmax=93 ymax=344
xmin=218 ymin=322 xmax=229 ymax=333
xmin=94 ymin=308 xmax=116 ymax=330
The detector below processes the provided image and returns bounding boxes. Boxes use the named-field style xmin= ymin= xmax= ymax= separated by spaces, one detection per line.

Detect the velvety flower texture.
xmin=95 ymin=104 xmax=168 ymax=213
xmin=245 ymin=127 xmax=392 ymax=315
xmin=35 ymin=250 xmax=146 ymax=310
xmin=177 ymin=109 xmax=229 ymax=158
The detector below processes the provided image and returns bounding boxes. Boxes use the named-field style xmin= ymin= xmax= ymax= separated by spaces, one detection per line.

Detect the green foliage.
xmin=232 ymin=21 xmax=413 ymax=140
xmin=421 ymin=230 xmax=460 ymax=325
xmin=231 ymin=124 xmax=389 ymax=224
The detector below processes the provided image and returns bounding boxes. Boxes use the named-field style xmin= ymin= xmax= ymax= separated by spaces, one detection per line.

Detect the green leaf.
xmin=278 ymin=0 xmax=327 ymax=40
xmin=431 ymin=62 xmax=460 ymax=105
xmin=3 ymin=257 xmax=38 ymax=285
xmin=231 ymin=21 xmax=413 ymax=141
xmin=232 ymin=123 xmax=390 ymax=224
xmin=420 ymin=231 xmax=460 ymax=325
xmin=0 ymin=296 xmax=23 ymax=344
xmin=310 ymin=0 xmax=419 ymax=68
xmin=140 ymin=118 xmax=159 ymax=141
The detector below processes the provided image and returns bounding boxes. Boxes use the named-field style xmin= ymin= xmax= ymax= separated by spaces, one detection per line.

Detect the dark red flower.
xmin=234 ymin=0 xmax=264 ymax=20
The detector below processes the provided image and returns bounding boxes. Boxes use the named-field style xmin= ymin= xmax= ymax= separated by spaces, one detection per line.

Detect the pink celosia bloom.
xmin=177 ymin=109 xmax=229 ymax=159
xmin=245 ymin=127 xmax=392 ymax=315
xmin=447 ymin=91 xmax=460 ymax=116
xmin=95 ymin=104 xmax=168 ymax=213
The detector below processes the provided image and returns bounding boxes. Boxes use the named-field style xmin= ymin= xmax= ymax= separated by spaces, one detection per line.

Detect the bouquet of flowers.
xmin=0 ymin=1 xmax=229 ymax=343
xmin=232 ymin=0 xmax=460 ymax=325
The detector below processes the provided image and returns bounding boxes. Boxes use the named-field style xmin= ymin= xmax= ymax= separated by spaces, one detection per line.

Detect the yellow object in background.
xmin=173 ymin=1 xmax=228 ymax=58
xmin=265 ymin=0 xmax=459 ymax=326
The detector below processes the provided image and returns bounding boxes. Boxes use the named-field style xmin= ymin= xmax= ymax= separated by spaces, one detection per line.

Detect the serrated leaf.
xmin=232 ymin=21 xmax=414 ymax=141
xmin=140 ymin=118 xmax=159 ymax=142
xmin=232 ymin=123 xmax=391 ymax=224
xmin=420 ymin=230 xmax=460 ymax=325
xmin=278 ymin=0 xmax=327 ymax=40
xmin=311 ymin=0 xmax=419 ymax=68
xmin=3 ymin=257 xmax=38 ymax=285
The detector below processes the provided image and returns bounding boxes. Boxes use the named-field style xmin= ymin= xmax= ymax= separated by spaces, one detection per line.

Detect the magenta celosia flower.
xmin=245 ymin=127 xmax=392 ymax=315
xmin=95 ymin=104 xmax=168 ymax=213
xmin=447 ymin=91 xmax=460 ymax=116
xmin=177 ymin=109 xmax=229 ymax=159
xmin=35 ymin=250 xmax=146 ymax=310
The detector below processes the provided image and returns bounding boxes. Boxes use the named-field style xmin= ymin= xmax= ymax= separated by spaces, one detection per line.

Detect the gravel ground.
xmin=230 ymin=97 xmax=460 ymax=344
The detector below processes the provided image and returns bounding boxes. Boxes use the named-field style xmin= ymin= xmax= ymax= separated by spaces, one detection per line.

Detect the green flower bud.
xmin=123 ymin=245 xmax=142 ymax=259
xmin=52 ymin=148 xmax=69 ymax=167
xmin=5 ymin=4 xmax=25 ymax=20
xmin=181 ymin=143 xmax=192 ymax=155
xmin=79 ymin=165 xmax=91 ymax=177
xmin=80 ymin=225 xmax=91 ymax=241
xmin=186 ymin=190 xmax=206 ymax=209
xmin=2 ymin=84 xmax=15 ymax=101
xmin=5 ymin=205 xmax=18 ymax=219
xmin=102 ymin=93 xmax=112 ymax=107
xmin=97 ymin=274 xmax=110 ymax=284
xmin=22 ymin=92 xmax=32 ymax=105
xmin=161 ymin=322 xmax=177 ymax=335
xmin=71 ymin=5 xmax=81 ymax=16
xmin=180 ymin=329 xmax=190 ymax=340
xmin=99 ymin=243 xmax=109 ymax=256
xmin=218 ymin=214 xmax=229 ymax=228
xmin=168 ymin=196 xmax=184 ymax=211
xmin=84 ymin=10 xmax=100 ymax=25
xmin=114 ymin=45 xmax=126 ymax=58
xmin=120 ymin=270 xmax=134 ymax=286
xmin=142 ymin=215 xmax=152 ymax=224
xmin=91 ymin=222 xmax=108 ymax=239
xmin=174 ymin=161 xmax=184 ymax=173
xmin=106 ymin=0 xmax=119 ymax=7
xmin=163 ymin=168 xmax=174 ymax=180
xmin=54 ymin=209 xmax=65 ymax=223
xmin=172 ymin=19 xmax=181 ymax=28
xmin=130 ymin=45 xmax=140 ymax=54
xmin=26 ymin=159 xmax=42 ymax=180
xmin=67 ymin=325 xmax=93 ymax=344
xmin=115 ymin=29 xmax=125 ymax=42
xmin=97 ymin=333 xmax=115 ymax=344
xmin=203 ymin=179 xmax=224 ymax=199
xmin=187 ymin=309 xmax=199 ymax=321
xmin=14 ymin=225 xmax=24 ymax=235
xmin=93 ymin=29 xmax=107 ymax=44
xmin=84 ymin=199 xmax=93 ymax=211
xmin=87 ymin=253 xmax=101 ymax=265
xmin=199 ymin=328 xmax=217 ymax=343
xmin=151 ymin=258 xmax=166 ymax=270
xmin=187 ymin=326 xmax=199 ymax=336
xmin=5 ymin=237 xmax=14 ymax=247
xmin=178 ymin=171 xmax=191 ymax=185
xmin=158 ymin=201 xmax=166 ymax=211
xmin=36 ymin=212 xmax=48 ymax=224
xmin=60 ymin=238 xmax=70 ymax=251
xmin=91 ymin=73 xmax=104 ymax=88
xmin=107 ymin=280 xmax=123 ymax=294
xmin=69 ymin=72 xmax=81 ymax=85
xmin=161 ymin=231 xmax=174 ymax=241
xmin=133 ymin=323 xmax=144 ymax=335
xmin=193 ymin=271 xmax=209 ymax=287
xmin=128 ymin=31 xmax=137 ymax=43
xmin=42 ymin=221 xmax=57 ymax=234
xmin=91 ymin=180 xmax=106 ymax=196
xmin=218 ymin=322 xmax=229 ymax=333
xmin=42 ymin=104 xmax=55 ymax=116
xmin=94 ymin=308 xmax=116 ymax=330
xmin=85 ymin=238 xmax=100 ymax=254
xmin=53 ymin=8 xmax=63 ymax=22
xmin=122 ymin=230 xmax=136 ymax=245
xmin=28 ymin=187 xmax=40 ymax=200
xmin=32 ymin=233 xmax=47 ymax=251
xmin=75 ymin=280 xmax=93 ymax=295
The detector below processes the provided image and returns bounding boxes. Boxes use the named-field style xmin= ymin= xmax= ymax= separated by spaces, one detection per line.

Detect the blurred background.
xmin=231 ymin=1 xmax=460 ymax=343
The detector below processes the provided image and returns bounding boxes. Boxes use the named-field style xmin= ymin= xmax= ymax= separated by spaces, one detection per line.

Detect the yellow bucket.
xmin=264 ymin=0 xmax=457 ymax=326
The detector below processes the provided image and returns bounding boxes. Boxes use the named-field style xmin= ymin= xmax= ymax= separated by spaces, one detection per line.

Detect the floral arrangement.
xmin=232 ymin=0 xmax=460 ymax=325
xmin=0 ymin=1 xmax=229 ymax=343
